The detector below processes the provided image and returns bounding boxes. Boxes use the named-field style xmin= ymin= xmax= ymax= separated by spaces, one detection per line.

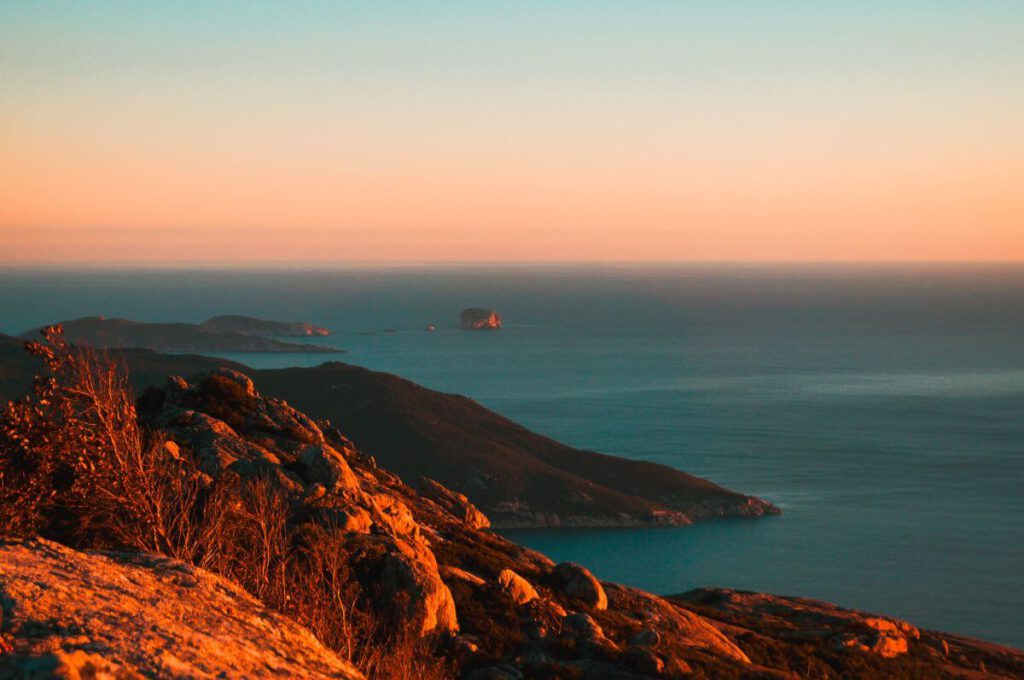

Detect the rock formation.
xmin=460 ymin=308 xmax=502 ymax=330
xmin=0 ymin=538 xmax=363 ymax=679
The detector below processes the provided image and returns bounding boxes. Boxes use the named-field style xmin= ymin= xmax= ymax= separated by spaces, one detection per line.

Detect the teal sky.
xmin=2 ymin=2 xmax=1022 ymax=262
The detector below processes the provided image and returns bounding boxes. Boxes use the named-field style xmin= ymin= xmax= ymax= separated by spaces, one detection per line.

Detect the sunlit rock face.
xmin=0 ymin=538 xmax=364 ymax=680
xmin=460 ymin=308 xmax=502 ymax=330
xmin=141 ymin=368 xmax=461 ymax=638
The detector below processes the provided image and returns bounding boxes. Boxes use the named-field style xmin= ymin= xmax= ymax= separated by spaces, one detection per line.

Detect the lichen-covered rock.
xmin=0 ymin=538 xmax=363 ymax=679
xmin=380 ymin=538 xmax=458 ymax=635
xmin=553 ymin=562 xmax=607 ymax=611
xmin=497 ymin=568 xmax=539 ymax=605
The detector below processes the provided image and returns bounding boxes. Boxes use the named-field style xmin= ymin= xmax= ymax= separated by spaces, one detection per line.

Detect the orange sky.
xmin=2 ymin=2 xmax=1022 ymax=263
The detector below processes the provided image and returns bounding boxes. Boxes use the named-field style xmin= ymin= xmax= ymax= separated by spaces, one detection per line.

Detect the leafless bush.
xmin=0 ymin=327 xmax=450 ymax=679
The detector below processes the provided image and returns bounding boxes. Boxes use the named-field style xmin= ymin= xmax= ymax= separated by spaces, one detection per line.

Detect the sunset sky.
xmin=2 ymin=1 xmax=1022 ymax=263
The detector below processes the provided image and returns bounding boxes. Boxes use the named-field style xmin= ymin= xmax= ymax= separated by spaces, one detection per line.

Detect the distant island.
xmin=18 ymin=316 xmax=342 ymax=354
xmin=199 ymin=314 xmax=334 ymax=337
xmin=461 ymin=307 xmax=502 ymax=330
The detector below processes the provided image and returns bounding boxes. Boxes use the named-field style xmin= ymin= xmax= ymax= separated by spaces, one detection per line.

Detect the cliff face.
xmin=3 ymin=367 xmax=1016 ymax=679
xmin=0 ymin=538 xmax=363 ymax=679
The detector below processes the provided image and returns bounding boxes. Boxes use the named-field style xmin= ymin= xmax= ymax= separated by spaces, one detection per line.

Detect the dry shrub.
xmin=0 ymin=327 xmax=451 ymax=679
xmin=0 ymin=326 xmax=207 ymax=558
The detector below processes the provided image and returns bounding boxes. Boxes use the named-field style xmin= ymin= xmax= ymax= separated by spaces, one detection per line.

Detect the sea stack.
xmin=460 ymin=308 xmax=501 ymax=330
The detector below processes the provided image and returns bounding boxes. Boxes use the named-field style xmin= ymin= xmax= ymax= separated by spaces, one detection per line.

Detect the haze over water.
xmin=1 ymin=263 xmax=1022 ymax=647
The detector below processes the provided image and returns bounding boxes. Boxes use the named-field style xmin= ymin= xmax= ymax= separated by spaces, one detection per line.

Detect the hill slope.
xmin=251 ymin=362 xmax=777 ymax=527
xmin=0 ymin=334 xmax=775 ymax=528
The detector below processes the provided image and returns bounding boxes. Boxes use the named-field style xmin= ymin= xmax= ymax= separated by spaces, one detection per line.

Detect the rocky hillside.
xmin=0 ymin=333 xmax=775 ymax=529
xmin=4 ymin=365 xmax=1019 ymax=679
xmin=250 ymin=362 xmax=777 ymax=528
xmin=18 ymin=317 xmax=341 ymax=354
xmin=0 ymin=538 xmax=363 ymax=679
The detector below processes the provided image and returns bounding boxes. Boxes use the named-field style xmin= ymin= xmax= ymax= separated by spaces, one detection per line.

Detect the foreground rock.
xmin=19 ymin=317 xmax=341 ymax=354
xmin=460 ymin=308 xmax=502 ymax=330
xmin=674 ymin=588 xmax=1024 ymax=678
xmin=0 ymin=538 xmax=363 ymax=679
xmin=201 ymin=314 xmax=334 ymax=337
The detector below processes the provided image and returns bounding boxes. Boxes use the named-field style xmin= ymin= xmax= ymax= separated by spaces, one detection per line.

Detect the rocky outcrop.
xmin=19 ymin=317 xmax=342 ymax=354
xmin=675 ymin=588 xmax=922 ymax=658
xmin=497 ymin=569 xmax=540 ymax=605
xmin=379 ymin=537 xmax=459 ymax=635
xmin=201 ymin=315 xmax=334 ymax=337
xmin=0 ymin=538 xmax=363 ymax=679
xmin=419 ymin=477 xmax=491 ymax=529
xmin=138 ymin=369 xmax=460 ymax=638
xmin=460 ymin=308 xmax=502 ymax=330
xmin=552 ymin=562 xmax=608 ymax=611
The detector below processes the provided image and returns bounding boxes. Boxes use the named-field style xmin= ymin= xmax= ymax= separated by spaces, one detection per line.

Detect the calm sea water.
xmin=1 ymin=264 xmax=1022 ymax=647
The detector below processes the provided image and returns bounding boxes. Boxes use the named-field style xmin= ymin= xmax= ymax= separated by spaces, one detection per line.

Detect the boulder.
xmin=497 ymin=568 xmax=539 ymax=605
xmin=563 ymin=612 xmax=605 ymax=642
xmin=380 ymin=538 xmax=458 ymax=635
xmin=365 ymin=492 xmax=419 ymax=537
xmin=553 ymin=562 xmax=608 ymax=611
xmin=298 ymin=445 xmax=360 ymax=492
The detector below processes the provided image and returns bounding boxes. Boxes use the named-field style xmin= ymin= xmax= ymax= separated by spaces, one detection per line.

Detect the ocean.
xmin=1 ymin=263 xmax=1022 ymax=647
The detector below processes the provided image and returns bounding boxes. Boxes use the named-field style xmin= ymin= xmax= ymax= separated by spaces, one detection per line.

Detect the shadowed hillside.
xmin=0 ymin=333 xmax=775 ymax=528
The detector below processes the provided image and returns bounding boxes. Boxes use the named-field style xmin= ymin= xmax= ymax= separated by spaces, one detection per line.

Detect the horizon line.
xmin=3 ymin=260 xmax=1024 ymax=270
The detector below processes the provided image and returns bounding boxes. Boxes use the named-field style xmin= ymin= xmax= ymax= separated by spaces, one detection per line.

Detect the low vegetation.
xmin=0 ymin=326 xmax=445 ymax=679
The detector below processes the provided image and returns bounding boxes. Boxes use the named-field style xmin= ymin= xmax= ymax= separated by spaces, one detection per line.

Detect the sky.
xmin=2 ymin=1 xmax=1022 ymax=263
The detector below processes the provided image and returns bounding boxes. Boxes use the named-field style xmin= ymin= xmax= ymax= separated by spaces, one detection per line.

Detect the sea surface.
xmin=1 ymin=263 xmax=1022 ymax=648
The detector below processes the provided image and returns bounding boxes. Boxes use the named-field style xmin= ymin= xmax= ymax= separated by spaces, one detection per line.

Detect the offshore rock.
xmin=460 ymin=308 xmax=502 ymax=330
